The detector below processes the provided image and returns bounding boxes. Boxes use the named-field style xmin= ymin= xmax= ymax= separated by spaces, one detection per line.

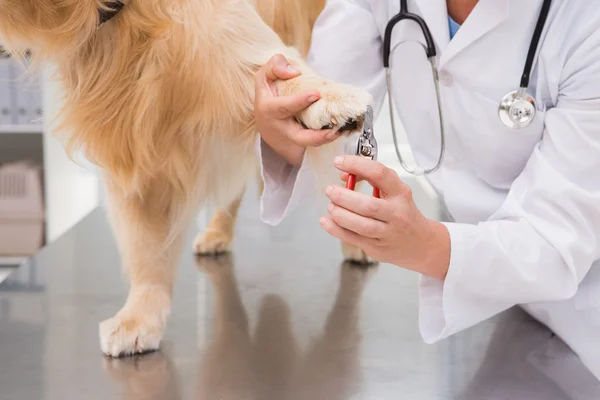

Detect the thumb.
xmin=255 ymin=54 xmax=301 ymax=99
xmin=288 ymin=124 xmax=337 ymax=147
xmin=265 ymin=54 xmax=302 ymax=81
xmin=264 ymin=90 xmax=321 ymax=119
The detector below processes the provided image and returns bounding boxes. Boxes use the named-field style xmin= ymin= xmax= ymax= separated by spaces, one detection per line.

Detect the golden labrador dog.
xmin=0 ymin=0 xmax=372 ymax=357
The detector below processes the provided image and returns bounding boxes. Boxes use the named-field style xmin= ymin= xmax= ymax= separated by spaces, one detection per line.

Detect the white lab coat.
xmin=255 ymin=0 xmax=600 ymax=379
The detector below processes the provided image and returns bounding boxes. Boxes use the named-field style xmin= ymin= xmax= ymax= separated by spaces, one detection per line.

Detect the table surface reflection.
xmin=1 ymin=190 xmax=599 ymax=400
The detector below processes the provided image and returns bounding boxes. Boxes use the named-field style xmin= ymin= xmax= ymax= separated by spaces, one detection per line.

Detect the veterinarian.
xmin=253 ymin=0 xmax=600 ymax=379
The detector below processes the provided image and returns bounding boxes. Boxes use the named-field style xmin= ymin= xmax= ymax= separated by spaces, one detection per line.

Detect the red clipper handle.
xmin=346 ymin=174 xmax=380 ymax=198
xmin=346 ymin=174 xmax=357 ymax=190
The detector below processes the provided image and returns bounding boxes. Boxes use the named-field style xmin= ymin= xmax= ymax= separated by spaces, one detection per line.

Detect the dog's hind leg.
xmin=99 ymin=178 xmax=191 ymax=357
xmin=193 ymin=190 xmax=245 ymax=255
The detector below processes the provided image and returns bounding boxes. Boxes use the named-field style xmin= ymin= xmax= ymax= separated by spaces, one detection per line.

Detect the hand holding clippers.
xmin=344 ymin=105 xmax=381 ymax=198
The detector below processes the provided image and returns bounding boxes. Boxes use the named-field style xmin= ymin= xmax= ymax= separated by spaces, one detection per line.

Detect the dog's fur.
xmin=0 ymin=0 xmax=373 ymax=357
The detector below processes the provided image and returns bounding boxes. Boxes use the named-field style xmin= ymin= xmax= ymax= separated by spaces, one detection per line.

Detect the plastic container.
xmin=0 ymin=162 xmax=44 ymax=256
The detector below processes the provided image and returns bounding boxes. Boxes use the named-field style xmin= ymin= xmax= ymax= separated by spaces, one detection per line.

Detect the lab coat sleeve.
xmin=419 ymin=31 xmax=600 ymax=343
xmin=255 ymin=136 xmax=316 ymax=225
xmin=257 ymin=0 xmax=386 ymax=225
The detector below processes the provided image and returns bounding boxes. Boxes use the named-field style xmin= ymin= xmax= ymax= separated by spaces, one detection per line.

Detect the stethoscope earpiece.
xmin=498 ymin=88 xmax=537 ymax=129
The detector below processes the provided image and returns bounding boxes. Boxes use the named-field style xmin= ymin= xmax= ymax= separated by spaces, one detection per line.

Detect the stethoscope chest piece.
xmin=498 ymin=89 xmax=537 ymax=129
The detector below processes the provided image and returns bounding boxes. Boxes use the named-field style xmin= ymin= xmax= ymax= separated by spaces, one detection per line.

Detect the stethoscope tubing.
xmin=385 ymin=58 xmax=446 ymax=176
xmin=519 ymin=0 xmax=552 ymax=89
xmin=384 ymin=0 xmax=551 ymax=176
xmin=383 ymin=1 xmax=437 ymax=67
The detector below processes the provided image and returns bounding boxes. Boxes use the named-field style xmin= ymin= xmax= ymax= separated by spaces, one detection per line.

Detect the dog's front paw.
xmin=100 ymin=314 xmax=164 ymax=358
xmin=297 ymin=83 xmax=372 ymax=133
xmin=100 ymin=288 xmax=170 ymax=358
xmin=193 ymin=229 xmax=233 ymax=255
xmin=342 ymin=241 xmax=377 ymax=265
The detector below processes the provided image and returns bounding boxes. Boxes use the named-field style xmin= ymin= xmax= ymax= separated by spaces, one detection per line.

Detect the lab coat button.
xmin=439 ymin=70 xmax=453 ymax=86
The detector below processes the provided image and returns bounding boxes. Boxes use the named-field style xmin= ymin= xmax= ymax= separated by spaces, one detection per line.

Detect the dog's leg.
xmin=100 ymin=179 xmax=189 ymax=357
xmin=271 ymin=60 xmax=376 ymax=264
xmin=193 ymin=190 xmax=244 ymax=255
xmin=341 ymin=240 xmax=374 ymax=265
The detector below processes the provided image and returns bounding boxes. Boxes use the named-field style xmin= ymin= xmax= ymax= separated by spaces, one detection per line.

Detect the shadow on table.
xmin=456 ymin=308 xmax=600 ymax=400
xmin=102 ymin=254 xmax=372 ymax=400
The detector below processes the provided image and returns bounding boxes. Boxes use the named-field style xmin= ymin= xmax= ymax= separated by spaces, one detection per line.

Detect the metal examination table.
xmin=1 ymin=192 xmax=600 ymax=400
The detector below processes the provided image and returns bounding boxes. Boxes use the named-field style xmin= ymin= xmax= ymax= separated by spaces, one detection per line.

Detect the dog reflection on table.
xmin=102 ymin=351 xmax=182 ymax=400
xmin=197 ymin=254 xmax=371 ymax=400
xmin=103 ymin=255 xmax=373 ymax=399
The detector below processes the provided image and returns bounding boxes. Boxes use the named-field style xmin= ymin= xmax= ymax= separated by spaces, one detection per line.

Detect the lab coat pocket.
xmin=463 ymin=90 xmax=547 ymax=190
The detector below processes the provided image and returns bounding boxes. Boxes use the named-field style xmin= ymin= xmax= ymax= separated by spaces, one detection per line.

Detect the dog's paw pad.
xmin=100 ymin=315 xmax=162 ymax=358
xmin=193 ymin=230 xmax=232 ymax=255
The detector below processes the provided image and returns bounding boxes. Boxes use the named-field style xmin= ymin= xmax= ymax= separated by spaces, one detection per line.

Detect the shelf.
xmin=0 ymin=124 xmax=44 ymax=134
xmin=0 ymin=268 xmax=12 ymax=285
xmin=0 ymin=256 xmax=26 ymax=266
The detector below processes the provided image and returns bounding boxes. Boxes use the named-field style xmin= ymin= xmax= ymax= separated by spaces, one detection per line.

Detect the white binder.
xmin=0 ymin=50 xmax=13 ymax=125
xmin=10 ymin=60 xmax=30 ymax=125
xmin=27 ymin=74 xmax=44 ymax=125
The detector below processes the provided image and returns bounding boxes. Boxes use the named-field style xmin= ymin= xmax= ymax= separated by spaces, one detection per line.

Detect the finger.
xmin=255 ymin=55 xmax=301 ymax=100
xmin=264 ymin=54 xmax=301 ymax=81
xmin=327 ymin=202 xmax=387 ymax=239
xmin=254 ymin=54 xmax=301 ymax=100
xmin=325 ymin=185 xmax=392 ymax=222
xmin=263 ymin=90 xmax=321 ymax=119
xmin=288 ymin=124 xmax=337 ymax=147
xmin=319 ymin=216 xmax=368 ymax=248
xmin=333 ymin=156 xmax=409 ymax=197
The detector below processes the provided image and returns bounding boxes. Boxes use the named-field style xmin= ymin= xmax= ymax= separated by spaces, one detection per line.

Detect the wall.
xmin=42 ymin=67 xmax=101 ymax=242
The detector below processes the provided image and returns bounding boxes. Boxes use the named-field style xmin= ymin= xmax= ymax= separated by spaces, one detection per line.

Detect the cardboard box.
xmin=0 ymin=162 xmax=44 ymax=256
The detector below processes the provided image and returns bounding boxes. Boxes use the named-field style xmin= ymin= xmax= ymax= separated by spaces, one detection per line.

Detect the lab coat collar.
xmin=436 ymin=0 xmax=510 ymax=68
xmin=412 ymin=0 xmax=450 ymax=54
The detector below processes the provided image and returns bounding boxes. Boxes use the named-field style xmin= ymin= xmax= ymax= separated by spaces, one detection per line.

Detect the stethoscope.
xmin=383 ymin=0 xmax=552 ymax=176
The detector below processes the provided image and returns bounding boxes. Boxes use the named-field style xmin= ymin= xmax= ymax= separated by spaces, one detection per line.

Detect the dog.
xmin=0 ymin=0 xmax=373 ymax=357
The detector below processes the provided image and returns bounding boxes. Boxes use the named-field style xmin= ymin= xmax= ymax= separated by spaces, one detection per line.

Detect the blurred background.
xmin=0 ymin=43 xmax=441 ymax=274
xmin=0 ymin=46 xmax=101 ymax=272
